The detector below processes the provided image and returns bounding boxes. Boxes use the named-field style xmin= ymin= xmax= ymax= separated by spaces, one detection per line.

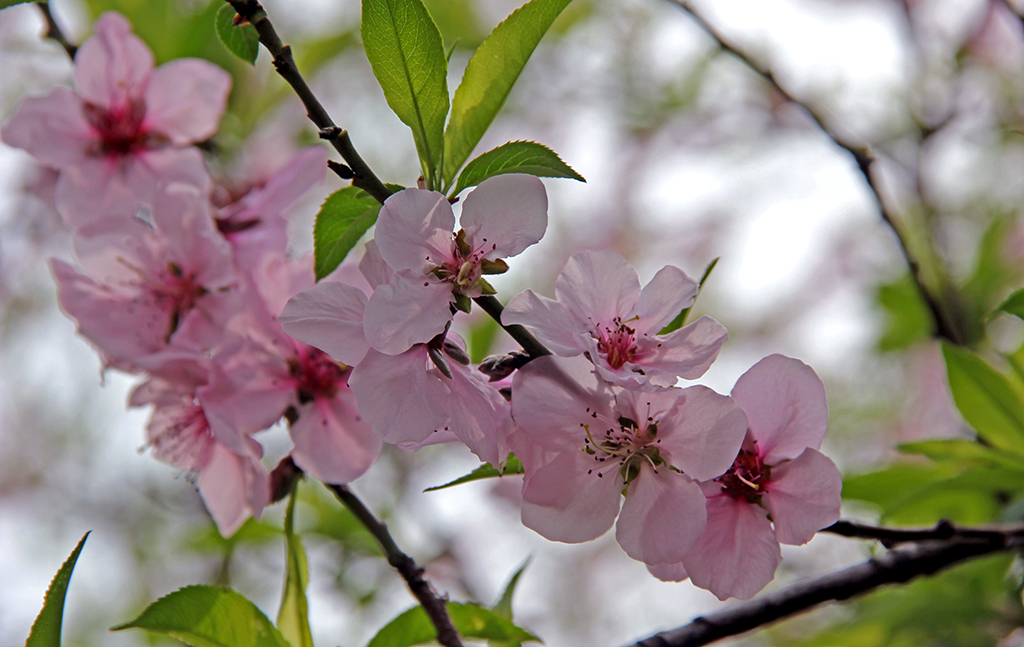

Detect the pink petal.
xmin=446 ymin=362 xmax=513 ymax=465
xmin=228 ymin=147 xmax=328 ymax=220
xmin=359 ymin=239 xmax=394 ymax=290
xmin=764 ymin=447 xmax=842 ymax=545
xmin=363 ymin=271 xmax=454 ymax=355
xmin=637 ymin=316 xmax=727 ymax=383
xmin=634 ymin=265 xmax=698 ymax=334
xmin=290 ymin=392 xmax=381 ymax=484
xmin=731 ymin=354 xmax=828 ymax=464
xmin=615 ymin=468 xmax=707 ymax=565
xmin=501 ymin=289 xmax=589 ymax=356
xmin=143 ymin=59 xmax=231 ymax=144
xmin=683 ymin=495 xmax=782 ymax=601
xmin=647 ymin=561 xmax=689 ymax=582
xmin=279 ymin=281 xmax=370 ymax=366
xmin=0 ymin=87 xmax=92 ymax=167
xmin=519 ymin=447 xmax=624 ymax=544
xmin=510 ymin=355 xmax=608 ymax=453
xmin=459 ymin=174 xmax=547 ymax=258
xmin=74 ymin=12 xmax=153 ymax=109
xmin=348 ymin=347 xmax=450 ymax=444
xmin=656 ymin=385 xmax=748 ymax=482
xmin=374 ymin=188 xmax=455 ymax=271
xmin=555 ymin=251 xmax=641 ymax=328
xmin=197 ymin=441 xmax=269 ymax=537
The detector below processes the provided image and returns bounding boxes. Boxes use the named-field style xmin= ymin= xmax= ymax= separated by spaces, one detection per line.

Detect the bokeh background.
xmin=4 ymin=0 xmax=1024 ymax=645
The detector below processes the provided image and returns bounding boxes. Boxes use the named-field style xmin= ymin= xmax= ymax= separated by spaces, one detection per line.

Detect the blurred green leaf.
xmin=278 ymin=488 xmax=314 ymax=647
xmin=996 ymin=288 xmax=1024 ymax=321
xmin=0 ymin=0 xmax=33 ymax=10
xmin=422 ymin=0 xmax=484 ymax=49
xmin=185 ymin=517 xmax=281 ymax=554
xmin=443 ymin=0 xmax=573 ymax=189
xmin=301 ymin=483 xmax=382 ymax=557
xmin=362 ymin=0 xmax=448 ymax=188
xmin=366 ymin=603 xmax=539 ymax=647
xmin=943 ymin=343 xmax=1024 ymax=455
xmin=493 ymin=558 xmax=531 ymax=621
xmin=313 ymin=187 xmax=383 ymax=280
xmin=424 ymin=455 xmax=524 ymax=492
xmin=112 ymin=585 xmax=291 ymax=647
xmin=450 ymin=140 xmax=583 ymax=198
xmin=468 ymin=316 xmax=500 ymax=364
xmin=898 ymin=439 xmax=1024 ymax=472
xmin=26 ymin=532 xmax=89 ymax=647
xmin=659 ymin=257 xmax=718 ymax=335
xmin=875 ymin=274 xmax=933 ymax=352
xmin=215 ymin=4 xmax=259 ymax=65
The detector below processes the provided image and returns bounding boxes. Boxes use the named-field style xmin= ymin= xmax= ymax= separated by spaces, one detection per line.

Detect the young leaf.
xmin=362 ymin=0 xmax=449 ymax=187
xmin=278 ymin=487 xmax=314 ymax=647
xmin=214 ymin=4 xmax=259 ymax=65
xmin=424 ymin=455 xmax=524 ymax=492
xmin=450 ymin=140 xmax=583 ymax=197
xmin=112 ymin=585 xmax=292 ymax=647
xmin=493 ymin=558 xmax=531 ymax=621
xmin=995 ymin=287 xmax=1024 ymax=321
xmin=313 ymin=187 xmax=384 ymax=280
xmin=366 ymin=603 xmax=539 ymax=647
xmin=26 ymin=532 xmax=90 ymax=647
xmin=942 ymin=342 xmax=1024 ymax=455
xmin=443 ymin=0 xmax=573 ymax=189
xmin=658 ymin=257 xmax=719 ymax=335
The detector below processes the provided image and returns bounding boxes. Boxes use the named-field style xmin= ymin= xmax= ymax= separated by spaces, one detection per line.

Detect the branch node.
xmin=327 ymin=160 xmax=354 ymax=180
xmin=319 ymin=126 xmax=343 ymax=140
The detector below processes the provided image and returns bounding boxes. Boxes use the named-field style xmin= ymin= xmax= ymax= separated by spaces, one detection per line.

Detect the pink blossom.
xmin=364 ymin=174 xmax=547 ymax=354
xmin=0 ymin=12 xmax=230 ymax=225
xmin=511 ymin=355 xmax=747 ymax=565
xmin=503 ymin=251 xmax=727 ymax=386
xmin=650 ymin=354 xmax=843 ymax=600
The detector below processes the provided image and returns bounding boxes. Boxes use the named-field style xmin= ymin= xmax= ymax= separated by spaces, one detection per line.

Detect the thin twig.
xmin=225 ymin=0 xmax=393 ymax=203
xmin=668 ymin=0 xmax=964 ymax=345
xmin=628 ymin=520 xmax=1024 ymax=647
xmin=37 ymin=2 xmax=77 ymax=60
xmin=473 ymin=295 xmax=551 ymax=360
xmin=327 ymin=484 xmax=464 ymax=647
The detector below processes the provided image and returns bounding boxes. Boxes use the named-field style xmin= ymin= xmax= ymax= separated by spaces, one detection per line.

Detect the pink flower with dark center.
xmin=503 ymin=251 xmax=727 ymax=386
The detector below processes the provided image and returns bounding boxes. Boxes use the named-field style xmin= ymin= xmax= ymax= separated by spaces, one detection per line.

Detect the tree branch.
xmin=327 ymin=484 xmax=465 ymax=647
xmin=627 ymin=519 xmax=1024 ymax=647
xmin=667 ymin=0 xmax=964 ymax=346
xmin=36 ymin=2 xmax=77 ymax=60
xmin=473 ymin=295 xmax=551 ymax=360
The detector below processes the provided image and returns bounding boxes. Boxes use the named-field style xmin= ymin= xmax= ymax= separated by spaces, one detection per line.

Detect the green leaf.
xmin=996 ymin=287 xmax=1024 ymax=321
xmin=313 ymin=187 xmax=384 ymax=280
xmin=362 ymin=0 xmax=449 ymax=188
xmin=450 ymin=140 xmax=583 ymax=197
xmin=0 ymin=0 xmax=32 ymax=8
xmin=898 ymin=439 xmax=1024 ymax=472
xmin=112 ymin=585 xmax=292 ymax=647
xmin=443 ymin=0 xmax=573 ymax=188
xmin=942 ymin=342 xmax=1024 ymax=455
xmin=214 ymin=4 xmax=259 ymax=65
xmin=875 ymin=274 xmax=934 ymax=352
xmin=493 ymin=558 xmax=531 ymax=621
xmin=26 ymin=532 xmax=89 ymax=647
xmin=366 ymin=603 xmax=539 ymax=647
xmin=658 ymin=257 xmax=718 ymax=335
xmin=278 ymin=487 xmax=314 ymax=647
xmin=424 ymin=455 xmax=524 ymax=492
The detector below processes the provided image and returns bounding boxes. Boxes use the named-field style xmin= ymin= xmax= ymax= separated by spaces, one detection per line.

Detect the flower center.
xmin=716 ymin=444 xmax=769 ymax=503
xmin=596 ymin=318 xmax=638 ymax=369
xmin=149 ymin=402 xmax=212 ymax=471
xmin=291 ymin=346 xmax=347 ymax=404
xmin=150 ymin=262 xmax=206 ymax=341
xmin=580 ymin=408 xmax=663 ymax=484
xmin=83 ymin=98 xmax=155 ymax=157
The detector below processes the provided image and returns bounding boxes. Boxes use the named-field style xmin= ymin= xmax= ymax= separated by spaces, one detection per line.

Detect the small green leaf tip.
xmin=215 ymin=4 xmax=260 ymax=65
xmin=26 ymin=531 xmax=90 ymax=647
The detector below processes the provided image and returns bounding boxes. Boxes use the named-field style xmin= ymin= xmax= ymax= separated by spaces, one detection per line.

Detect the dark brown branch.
xmin=668 ymin=0 xmax=964 ymax=346
xmin=37 ymin=2 xmax=77 ymax=60
xmin=629 ymin=520 xmax=1024 ymax=647
xmin=224 ymin=1 xmax=393 ymax=204
xmin=473 ymin=295 xmax=551 ymax=360
xmin=327 ymin=484 xmax=464 ymax=647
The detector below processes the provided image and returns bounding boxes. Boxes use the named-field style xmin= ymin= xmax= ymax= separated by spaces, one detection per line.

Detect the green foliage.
xmin=996 ymin=288 xmax=1024 ymax=321
xmin=942 ymin=343 xmax=1024 ymax=454
xmin=875 ymin=275 xmax=933 ymax=351
xmin=467 ymin=316 xmax=500 ymax=364
xmin=493 ymin=559 xmax=530 ymax=621
xmin=214 ymin=4 xmax=259 ymax=65
xmin=0 ymin=0 xmax=32 ymax=10
xmin=300 ymin=483 xmax=382 ymax=557
xmin=659 ymin=257 xmax=719 ymax=335
xmin=898 ymin=439 xmax=1024 ymax=472
xmin=278 ymin=489 xmax=314 ymax=647
xmin=362 ymin=0 xmax=449 ymax=189
xmin=112 ymin=585 xmax=292 ymax=647
xmin=443 ymin=0 xmax=573 ymax=189
xmin=313 ymin=187 xmax=385 ymax=280
xmin=424 ymin=455 xmax=524 ymax=492
xmin=366 ymin=603 xmax=539 ymax=647
xmin=26 ymin=532 xmax=90 ymax=647
xmin=450 ymin=140 xmax=584 ymax=198
xmin=422 ymin=0 xmax=485 ymax=49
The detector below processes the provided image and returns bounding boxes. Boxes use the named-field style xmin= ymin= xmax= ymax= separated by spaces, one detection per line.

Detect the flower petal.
xmin=198 ymin=441 xmax=269 ymax=537
xmin=144 ymin=59 xmax=231 ymax=144
xmin=647 ymin=560 xmax=689 ymax=582
xmin=363 ymin=271 xmax=454 ymax=354
xmin=656 ymin=385 xmax=748 ymax=482
xmin=446 ymin=362 xmax=513 ymax=465
xmin=0 ymin=87 xmax=92 ymax=167
xmin=615 ymin=468 xmax=707 ymax=565
xmin=290 ymin=391 xmax=381 ymax=484
xmin=459 ymin=174 xmax=547 ymax=259
xmin=555 ymin=251 xmax=641 ymax=328
xmin=634 ymin=265 xmax=698 ymax=334
xmin=374 ymin=188 xmax=454 ymax=271
xmin=764 ymin=447 xmax=842 ymax=545
xmin=74 ymin=12 xmax=153 ymax=109
xmin=511 ymin=355 xmax=608 ymax=453
xmin=502 ymin=289 xmax=589 ymax=356
xmin=637 ymin=316 xmax=727 ymax=384
xmin=279 ymin=281 xmax=370 ymax=366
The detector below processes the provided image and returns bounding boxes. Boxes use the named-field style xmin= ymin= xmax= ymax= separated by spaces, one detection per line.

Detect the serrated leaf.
xmin=26 ymin=532 xmax=89 ymax=647
xmin=493 ymin=558 xmax=531 ymax=621
xmin=112 ymin=585 xmax=291 ymax=647
xmin=278 ymin=487 xmax=313 ymax=647
xmin=424 ymin=455 xmax=524 ymax=492
xmin=443 ymin=0 xmax=573 ymax=189
xmin=366 ymin=603 xmax=539 ymax=647
xmin=214 ymin=4 xmax=259 ymax=65
xmin=996 ymin=288 xmax=1024 ymax=321
xmin=362 ymin=0 xmax=448 ymax=188
xmin=658 ymin=257 xmax=718 ymax=335
xmin=450 ymin=141 xmax=583 ymax=197
xmin=313 ymin=187 xmax=384 ymax=280
xmin=942 ymin=342 xmax=1024 ymax=455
